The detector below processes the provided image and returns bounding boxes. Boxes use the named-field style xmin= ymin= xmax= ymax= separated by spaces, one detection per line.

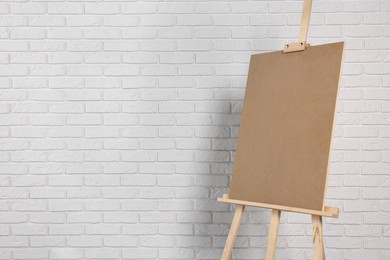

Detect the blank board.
xmin=229 ymin=42 xmax=344 ymax=211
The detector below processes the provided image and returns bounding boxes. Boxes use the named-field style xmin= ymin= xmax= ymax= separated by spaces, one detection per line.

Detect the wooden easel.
xmin=218 ymin=0 xmax=340 ymax=259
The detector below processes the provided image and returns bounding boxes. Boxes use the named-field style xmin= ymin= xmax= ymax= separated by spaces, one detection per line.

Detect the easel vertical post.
xmin=265 ymin=209 xmax=281 ymax=260
xmin=312 ymin=215 xmax=325 ymax=260
xmin=221 ymin=204 xmax=245 ymax=260
xmin=298 ymin=0 xmax=313 ymax=42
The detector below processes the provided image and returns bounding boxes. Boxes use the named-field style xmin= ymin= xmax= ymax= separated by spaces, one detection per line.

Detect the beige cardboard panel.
xmin=229 ymin=42 xmax=344 ymax=211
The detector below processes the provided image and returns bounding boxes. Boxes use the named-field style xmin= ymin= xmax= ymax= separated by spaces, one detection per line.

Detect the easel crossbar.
xmin=218 ymin=194 xmax=338 ymax=218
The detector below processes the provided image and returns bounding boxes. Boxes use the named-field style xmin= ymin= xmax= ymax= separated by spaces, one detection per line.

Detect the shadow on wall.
xmin=185 ymin=79 xmax=276 ymax=259
xmin=187 ymin=77 xmax=326 ymax=259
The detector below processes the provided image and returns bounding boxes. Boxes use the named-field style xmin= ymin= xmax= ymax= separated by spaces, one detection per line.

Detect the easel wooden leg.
xmin=221 ymin=204 xmax=245 ymax=260
xmin=312 ymin=215 xmax=325 ymax=260
xmin=265 ymin=209 xmax=281 ymax=260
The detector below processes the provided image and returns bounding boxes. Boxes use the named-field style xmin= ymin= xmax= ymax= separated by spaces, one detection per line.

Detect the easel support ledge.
xmin=218 ymin=194 xmax=339 ymax=218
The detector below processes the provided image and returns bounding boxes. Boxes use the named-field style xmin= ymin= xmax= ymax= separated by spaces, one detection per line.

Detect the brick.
xmin=195 ymin=3 xmax=229 ymax=14
xmin=66 ymin=187 xmax=101 ymax=199
xmin=326 ymin=14 xmax=362 ymax=25
xmin=365 ymin=38 xmax=390 ymax=50
xmin=139 ymin=188 xmax=175 ymax=199
xmin=364 ymin=237 xmax=390 ymax=249
xmin=31 ymin=236 xmax=65 ymax=247
xmin=67 ymin=213 xmax=102 ymax=224
xmin=177 ymin=15 xmax=212 ymax=26
xmin=122 ymin=199 xmax=156 ymax=212
xmin=12 ymin=224 xmax=47 ymax=236
xmin=123 ymin=248 xmax=157 ymax=259
xmin=48 ymin=3 xmax=82 ymax=14
xmin=103 ymin=41 xmax=138 ymax=51
xmin=364 ymin=13 xmax=390 ymax=24
xmin=85 ymin=3 xmax=120 ymax=14
xmin=85 ymin=28 xmax=120 ymax=39
xmin=48 ymin=200 xmax=83 ymax=212
xmin=159 ymin=28 xmax=193 ymax=39
xmin=177 ymin=114 xmax=212 ymax=126
xmin=104 ymin=235 xmax=137 ymax=246
xmin=30 ymin=188 xmax=66 ymax=199
xmin=13 ymin=249 xmax=49 ymax=259
xmin=251 ymin=15 xmax=286 ymax=26
xmin=123 ymin=224 xmax=155 ymax=235
xmin=85 ymin=201 xmax=120 ymax=211
xmin=362 ymin=114 xmax=390 ymax=125
xmin=158 ymin=3 xmax=193 ymax=14
xmin=50 ymin=249 xmax=83 ymax=259
xmin=140 ymin=236 xmax=174 ymax=247
xmin=103 ymin=162 xmax=137 ymax=174
xmin=177 ymin=40 xmax=212 ymax=51
xmin=11 ymin=127 xmax=46 ymax=138
xmin=363 ymin=189 xmax=390 ymax=199
xmin=67 ymin=16 xmax=102 ymax=27
xmin=123 ymin=3 xmax=156 ymax=14
xmin=344 ymin=1 xmax=381 ymax=12
xmin=103 ymin=187 xmax=138 ymax=199
xmin=213 ymin=15 xmax=248 ymax=26
xmin=232 ymin=2 xmax=267 ymax=13
xmin=85 ymin=224 xmax=120 ymax=235
xmin=232 ymin=28 xmax=267 ymax=39
xmin=141 ymin=40 xmax=175 ymax=52
xmin=67 ymin=237 xmax=102 ymax=247
xmin=0 ymin=213 xmax=27 ymax=223
xmin=178 ymin=65 xmax=213 ymax=76
xmin=85 ymin=175 xmax=120 ymax=186
xmin=12 ymin=201 xmax=46 ymax=211
xmin=159 ymin=248 xmax=194 ymax=259
xmin=157 ymin=175 xmax=192 ymax=186
xmin=196 ymin=28 xmax=230 ymax=39
xmin=140 ymin=15 xmax=175 ymax=27
xmin=269 ymin=2 xmax=302 ymax=13
xmin=123 ymin=28 xmax=157 ymax=40
xmin=0 ymin=237 xmax=28 ymax=248
xmin=11 ymin=175 xmax=45 ymax=186
xmin=141 ymin=65 xmax=176 ymax=76
xmin=344 ymin=249 xmax=380 ymax=259
xmin=103 ymin=212 xmax=138 ymax=223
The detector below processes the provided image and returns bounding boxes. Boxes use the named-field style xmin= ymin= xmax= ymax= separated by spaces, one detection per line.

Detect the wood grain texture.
xmin=265 ymin=209 xmax=281 ymax=260
xmin=221 ymin=204 xmax=245 ymax=260
xmin=299 ymin=0 xmax=313 ymax=42
xmin=229 ymin=42 xmax=344 ymax=211
xmin=312 ymin=215 xmax=325 ymax=260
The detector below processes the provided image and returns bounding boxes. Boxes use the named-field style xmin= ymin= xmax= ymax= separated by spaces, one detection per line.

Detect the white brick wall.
xmin=0 ymin=0 xmax=389 ymax=259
